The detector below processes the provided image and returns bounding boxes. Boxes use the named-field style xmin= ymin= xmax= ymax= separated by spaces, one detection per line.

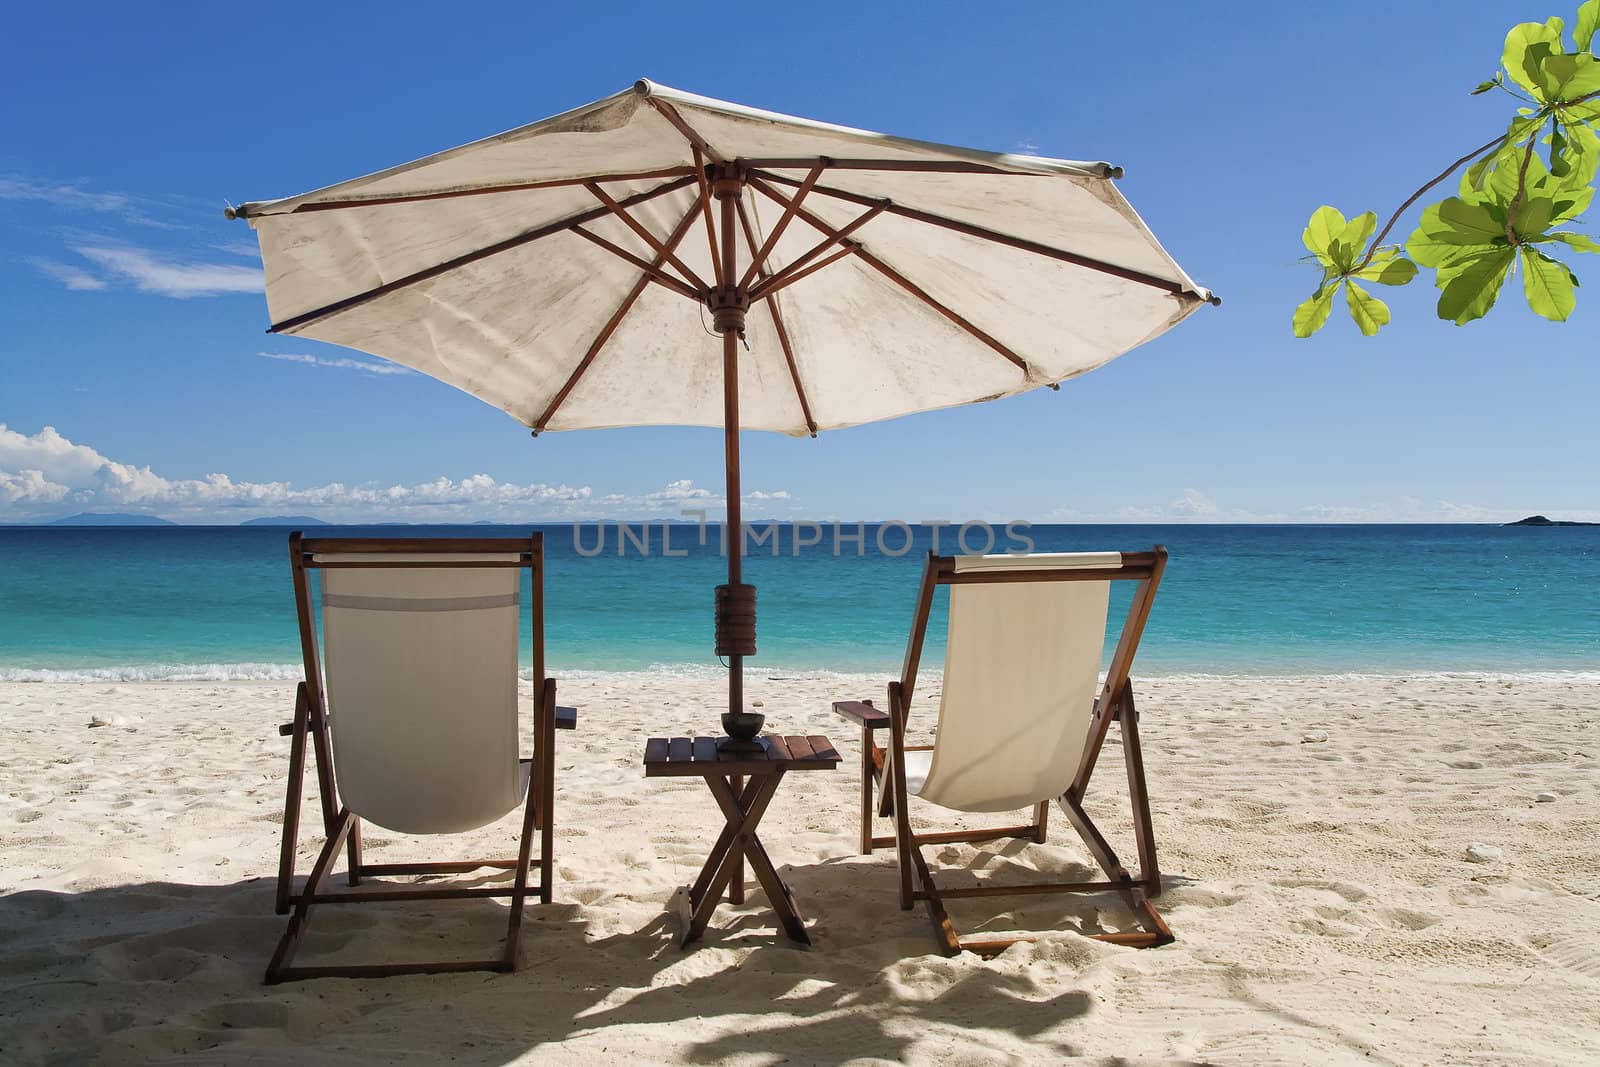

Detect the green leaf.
xmin=1554 ymin=185 xmax=1595 ymax=222
xmin=1293 ymin=283 xmax=1339 ymax=338
xmin=1471 ymin=74 xmax=1503 ymax=95
xmin=1521 ymin=246 xmax=1579 ymax=319
xmin=1408 ymin=206 xmax=1503 ymax=268
xmin=1545 ymin=229 xmax=1600 ymax=251
xmin=1436 ymin=249 xmax=1515 ymax=325
xmin=1513 ymin=195 xmax=1557 ymax=239
xmin=1540 ymin=53 xmax=1600 ymax=100
xmin=1555 ymin=121 xmax=1600 ymax=188
xmin=1336 ymin=211 xmax=1377 ymax=262
xmin=1354 ymin=255 xmax=1419 ymax=286
xmin=1345 ymin=281 xmax=1391 ymax=336
xmin=1578 ymin=0 xmax=1600 ymax=51
xmin=1326 ymin=238 xmax=1357 ymax=272
xmin=1465 ymin=153 xmax=1496 ymax=191
xmin=1438 ymin=197 xmax=1509 ymax=240
xmin=1551 ymin=124 xmax=1570 ymax=177
xmin=1502 ymin=18 xmax=1565 ymax=100
xmin=1302 ymin=206 xmax=1347 ymax=263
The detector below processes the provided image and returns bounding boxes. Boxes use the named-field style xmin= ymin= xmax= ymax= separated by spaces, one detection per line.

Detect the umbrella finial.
xmin=633 ymin=79 xmax=655 ymax=98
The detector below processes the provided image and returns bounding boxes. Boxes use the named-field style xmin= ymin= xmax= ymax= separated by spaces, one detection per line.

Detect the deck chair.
xmin=832 ymin=548 xmax=1170 ymax=957
xmin=267 ymin=533 xmax=577 ymax=983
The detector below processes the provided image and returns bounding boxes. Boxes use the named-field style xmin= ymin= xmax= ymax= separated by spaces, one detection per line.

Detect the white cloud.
xmin=28 ymin=258 xmax=108 ymax=291
xmin=747 ymin=489 xmax=791 ymax=501
xmin=645 ymin=479 xmax=720 ymax=508
xmin=1167 ymin=488 xmax=1217 ymax=517
xmin=256 ymin=351 xmax=413 ymax=377
xmin=0 ymin=424 xmax=595 ymax=523
xmin=0 ymin=175 xmax=129 ymax=213
xmin=74 ymin=245 xmax=261 ymax=297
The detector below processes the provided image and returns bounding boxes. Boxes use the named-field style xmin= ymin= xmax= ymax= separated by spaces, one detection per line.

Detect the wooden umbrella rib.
xmin=692 ymin=147 xmax=723 ymax=286
xmin=747 ymin=200 xmax=888 ymax=302
xmin=734 ymin=157 xmax=1097 ymax=176
xmin=585 ymin=182 xmax=709 ymax=294
xmin=736 ymin=162 xmax=824 ymax=291
xmin=735 ymin=198 xmax=818 ymax=436
xmin=752 ymin=244 xmax=861 ymax=302
xmin=570 ymin=226 xmax=701 ymax=301
xmin=644 ymin=97 xmax=724 ymax=163
xmin=534 ymin=198 xmax=704 ymax=433
xmin=751 ymin=171 xmax=1028 ymax=373
xmin=856 ymin=250 xmax=1029 ymax=371
xmin=749 ymin=168 xmax=1190 ymax=296
xmin=252 ymin=168 xmax=698 ymax=217
xmin=268 ymin=175 xmax=697 ymax=334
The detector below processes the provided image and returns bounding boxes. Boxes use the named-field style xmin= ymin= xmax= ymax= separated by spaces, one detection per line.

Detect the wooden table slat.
xmin=806 ymin=734 xmax=841 ymax=762
xmin=642 ymin=734 xmax=840 ymax=774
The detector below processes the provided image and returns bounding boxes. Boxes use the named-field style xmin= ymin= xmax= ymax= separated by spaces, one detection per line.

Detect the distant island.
xmin=48 ymin=512 xmax=176 ymax=526
xmin=240 ymin=516 xmax=331 ymax=526
xmin=1505 ymin=515 xmax=1599 ymax=527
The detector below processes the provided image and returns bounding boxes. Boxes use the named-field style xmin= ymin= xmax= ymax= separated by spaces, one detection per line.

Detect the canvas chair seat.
xmin=902 ymin=750 xmax=932 ymax=798
xmin=318 ymin=553 xmax=526 ymax=835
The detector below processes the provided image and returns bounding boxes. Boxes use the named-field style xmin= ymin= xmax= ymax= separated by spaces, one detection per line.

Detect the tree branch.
xmin=1355 ymin=130 xmax=1512 ymax=270
xmin=1504 ymin=119 xmax=1547 ymax=245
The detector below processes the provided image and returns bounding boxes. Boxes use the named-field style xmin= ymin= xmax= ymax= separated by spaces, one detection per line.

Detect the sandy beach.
xmin=2 ymin=672 xmax=1598 ymax=1065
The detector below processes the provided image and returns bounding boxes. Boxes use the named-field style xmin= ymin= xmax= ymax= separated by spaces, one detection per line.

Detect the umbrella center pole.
xmin=709 ymin=169 xmax=764 ymax=748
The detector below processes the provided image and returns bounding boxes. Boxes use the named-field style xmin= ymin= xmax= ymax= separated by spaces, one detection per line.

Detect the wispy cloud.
xmin=0 ymin=175 xmax=129 ymax=213
xmin=28 ymin=257 xmax=107 ymax=291
xmin=74 ymin=245 xmax=261 ymax=298
xmin=256 ymin=351 xmax=412 ymax=377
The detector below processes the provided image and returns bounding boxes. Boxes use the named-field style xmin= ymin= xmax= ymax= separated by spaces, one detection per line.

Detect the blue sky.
xmin=2 ymin=0 xmax=1595 ymax=524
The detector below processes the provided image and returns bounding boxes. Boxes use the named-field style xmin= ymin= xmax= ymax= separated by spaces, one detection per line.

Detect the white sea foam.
xmin=0 ymin=663 xmax=304 ymax=683
xmin=2 ymin=663 xmax=1596 ymax=685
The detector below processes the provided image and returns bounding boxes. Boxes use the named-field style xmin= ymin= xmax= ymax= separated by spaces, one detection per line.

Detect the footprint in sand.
xmin=1530 ymin=935 xmax=1600 ymax=979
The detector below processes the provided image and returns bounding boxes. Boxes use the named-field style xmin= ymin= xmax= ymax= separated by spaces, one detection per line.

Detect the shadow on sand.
xmin=0 ymin=850 xmax=1163 ymax=1065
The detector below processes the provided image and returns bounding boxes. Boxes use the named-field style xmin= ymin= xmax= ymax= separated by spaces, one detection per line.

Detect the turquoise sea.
xmin=0 ymin=523 xmax=1596 ymax=680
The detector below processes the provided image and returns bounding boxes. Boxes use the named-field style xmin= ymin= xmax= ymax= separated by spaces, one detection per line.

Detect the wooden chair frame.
xmin=833 ymin=547 xmax=1172 ymax=957
xmin=267 ymin=532 xmax=576 ymax=983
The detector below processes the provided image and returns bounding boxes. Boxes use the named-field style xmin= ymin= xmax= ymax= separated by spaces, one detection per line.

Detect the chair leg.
xmin=859 ymin=724 xmax=875 ymax=855
xmin=502 ymin=741 xmax=543 ymax=974
xmin=265 ymin=808 xmax=354 ymax=984
xmin=1031 ymin=799 xmax=1049 ymax=844
xmin=276 ymin=683 xmax=311 ymax=916
xmin=888 ymin=683 xmax=915 ymax=911
xmin=876 ymin=745 xmax=895 ymax=818
xmin=346 ymin=817 xmax=363 ymax=886
xmin=540 ymin=680 xmax=557 ymax=905
xmin=1118 ymin=692 xmax=1161 ymax=896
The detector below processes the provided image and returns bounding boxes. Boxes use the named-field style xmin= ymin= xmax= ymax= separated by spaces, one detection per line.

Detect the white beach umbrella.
xmin=232 ymin=79 xmax=1215 ymax=738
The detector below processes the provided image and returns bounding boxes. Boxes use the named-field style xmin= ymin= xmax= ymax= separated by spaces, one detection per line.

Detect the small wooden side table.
xmin=643 ymin=734 xmax=839 ymax=947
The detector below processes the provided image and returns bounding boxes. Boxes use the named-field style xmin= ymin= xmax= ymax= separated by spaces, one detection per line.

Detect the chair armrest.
xmin=832 ymin=700 xmax=890 ymax=729
xmin=555 ymin=706 xmax=578 ymax=730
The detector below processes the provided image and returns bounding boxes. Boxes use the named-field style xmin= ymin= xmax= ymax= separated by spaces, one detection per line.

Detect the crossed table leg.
xmin=679 ymin=769 xmax=810 ymax=947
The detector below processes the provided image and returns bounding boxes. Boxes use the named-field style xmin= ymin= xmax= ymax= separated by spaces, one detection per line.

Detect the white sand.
xmin=3 ymin=673 xmax=1598 ymax=1065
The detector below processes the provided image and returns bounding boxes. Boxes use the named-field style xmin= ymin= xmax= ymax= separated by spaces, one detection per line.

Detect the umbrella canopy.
xmin=233 ymin=80 xmax=1215 ymax=736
